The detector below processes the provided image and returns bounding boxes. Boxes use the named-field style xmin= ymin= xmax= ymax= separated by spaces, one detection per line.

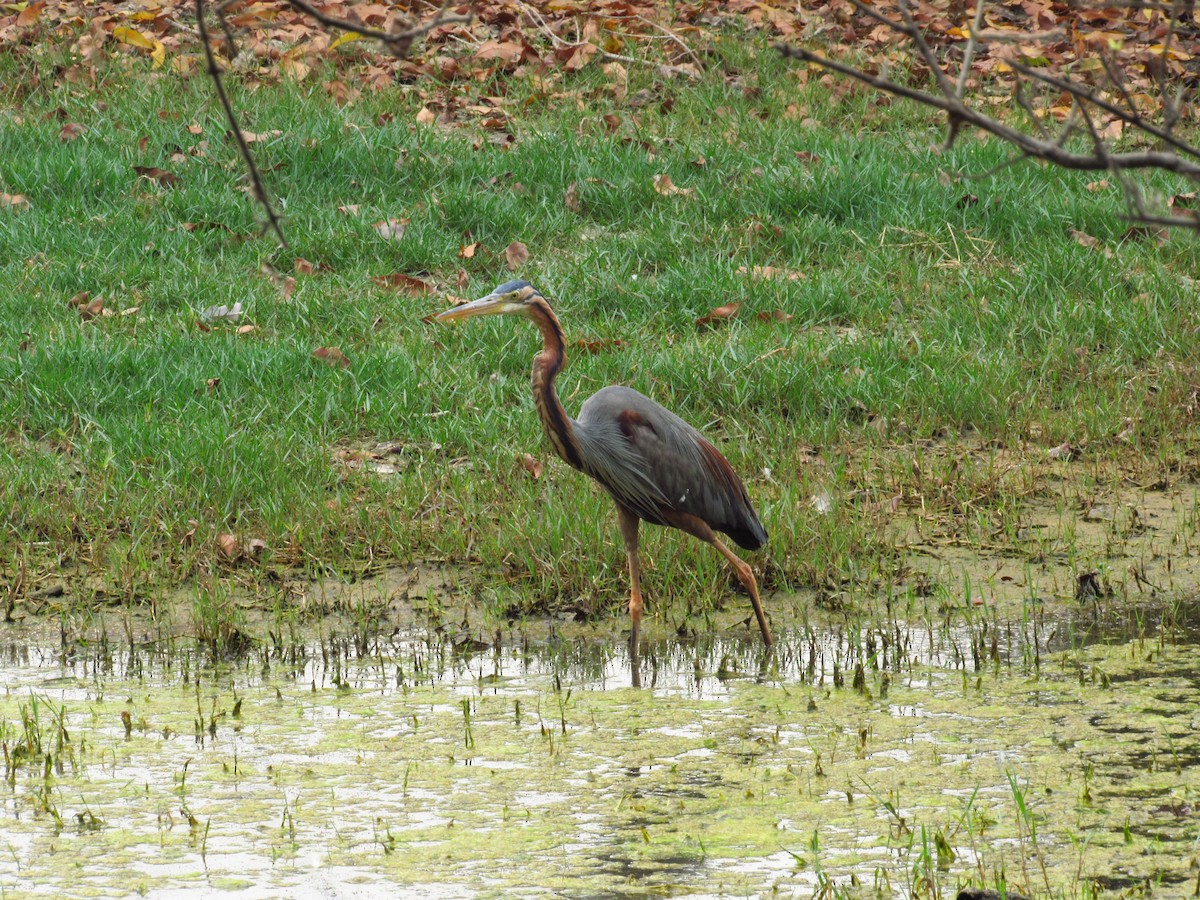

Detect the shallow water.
xmin=0 ymin=612 xmax=1198 ymax=898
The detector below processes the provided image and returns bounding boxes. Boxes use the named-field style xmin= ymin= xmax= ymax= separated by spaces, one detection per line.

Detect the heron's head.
xmin=435 ymin=280 xmax=542 ymax=323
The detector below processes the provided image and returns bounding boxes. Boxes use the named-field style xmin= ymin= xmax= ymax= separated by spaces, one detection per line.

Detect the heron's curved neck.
xmin=528 ymin=299 xmax=585 ymax=471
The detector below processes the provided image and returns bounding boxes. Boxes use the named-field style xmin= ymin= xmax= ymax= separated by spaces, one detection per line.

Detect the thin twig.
xmin=894 ymin=0 xmax=958 ymax=98
xmin=1008 ymin=60 xmax=1200 ymax=162
xmin=774 ymin=43 xmax=1200 ymax=178
xmin=634 ymin=13 xmax=705 ymax=69
xmin=196 ymin=0 xmax=287 ymax=244
xmin=954 ymin=1 xmax=987 ymax=100
xmin=598 ymin=49 xmax=700 ymax=79
xmin=279 ymin=0 xmax=468 ymax=56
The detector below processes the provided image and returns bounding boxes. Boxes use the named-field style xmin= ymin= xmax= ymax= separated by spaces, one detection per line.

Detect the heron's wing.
xmin=575 ymin=386 xmax=767 ymax=550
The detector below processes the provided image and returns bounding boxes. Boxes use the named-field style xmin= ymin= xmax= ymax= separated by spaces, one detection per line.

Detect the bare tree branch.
xmin=196 ymin=0 xmax=287 ymax=244
xmin=775 ymin=0 xmax=1200 ymax=230
xmin=775 ymin=43 xmax=1200 ymax=179
xmin=196 ymin=0 xmax=471 ymax=245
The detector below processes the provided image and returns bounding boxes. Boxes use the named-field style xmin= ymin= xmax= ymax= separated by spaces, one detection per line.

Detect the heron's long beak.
xmin=435 ymin=293 xmax=512 ymax=323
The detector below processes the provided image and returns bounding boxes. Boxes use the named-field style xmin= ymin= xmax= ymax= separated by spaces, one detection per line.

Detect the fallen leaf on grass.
xmin=564 ymin=181 xmax=581 ymax=212
xmin=1170 ymin=191 xmax=1200 ymax=209
xmin=337 ymin=204 xmax=361 ymax=217
xmin=697 ymin=303 xmax=740 ymax=327
xmin=373 ymin=217 xmax=408 ymax=241
xmin=205 ymin=377 xmax=220 ymax=392
xmin=312 ymin=346 xmax=351 ymax=368
xmin=79 ymin=297 xmax=105 ymax=320
xmin=121 ymin=306 xmax=140 ymax=317
xmin=16 ymin=1 xmax=45 ymax=25
xmin=652 ymin=173 xmax=693 ymax=196
xmin=1086 ymin=179 xmax=1110 ymax=192
xmin=1 ymin=192 xmax=30 ymax=211
xmin=246 ymin=538 xmax=267 ymax=559
xmin=519 ymin=453 xmax=542 ymax=479
xmin=459 ymin=242 xmax=478 ymax=259
xmin=236 ymin=324 xmax=256 ymax=335
xmin=573 ymin=338 xmax=627 ymax=354
xmin=755 ymin=310 xmax=794 ymax=322
xmin=415 ymin=106 xmax=437 ymax=126
xmin=255 ymin=262 xmax=295 ymax=299
xmin=133 ymin=165 xmax=181 ymax=188
xmin=1046 ymin=441 xmax=1078 ymax=460
xmin=505 ymin=240 xmax=529 ymax=270
xmin=240 ymin=130 xmax=282 ymax=144
xmin=957 ymin=193 xmax=979 ymax=207
xmin=59 ymin=122 xmax=86 ymax=141
xmin=1121 ymin=225 xmax=1168 ymax=245
xmin=1069 ymin=229 xmax=1112 ymax=257
xmin=372 ymin=273 xmax=432 ymax=295
xmin=794 ymin=150 xmax=821 ymax=164
xmin=216 ymin=532 xmax=240 ymax=561
xmin=295 ymin=258 xmax=317 ymax=274
xmin=475 ymin=40 xmax=526 ymax=63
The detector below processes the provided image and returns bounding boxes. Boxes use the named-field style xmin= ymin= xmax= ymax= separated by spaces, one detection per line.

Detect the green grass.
xmin=2 ymin=37 xmax=1199 ymax=622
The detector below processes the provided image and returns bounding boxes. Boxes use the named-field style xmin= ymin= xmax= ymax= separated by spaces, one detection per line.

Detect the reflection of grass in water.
xmin=0 ymin=629 xmax=1194 ymax=895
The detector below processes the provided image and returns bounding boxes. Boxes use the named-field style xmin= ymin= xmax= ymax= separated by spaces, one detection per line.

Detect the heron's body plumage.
xmin=573 ymin=386 xmax=767 ymax=551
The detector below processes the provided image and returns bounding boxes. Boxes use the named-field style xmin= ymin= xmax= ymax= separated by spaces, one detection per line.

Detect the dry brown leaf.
xmin=1086 ymin=179 xmax=1110 ymax=192
xmin=313 ymin=347 xmax=351 ymax=369
xmin=1069 ymin=229 xmax=1111 ymax=257
xmin=573 ymin=337 xmax=627 ymax=354
xmin=236 ymin=324 xmax=256 ymax=335
xmin=16 ymin=1 xmax=45 ymax=25
xmin=459 ymin=242 xmax=478 ymax=259
xmin=564 ymin=181 xmax=581 ymax=212
xmin=59 ymin=122 xmax=86 ymax=142
xmin=755 ymin=310 xmax=794 ymax=323
xmin=216 ymin=533 xmax=240 ymax=560
xmin=505 ymin=240 xmax=529 ymax=270
xmin=652 ymin=173 xmax=693 ymax=196
xmin=1046 ymin=441 xmax=1077 ymax=460
xmin=519 ymin=453 xmax=543 ymax=480
xmin=79 ymin=297 xmax=105 ymax=320
xmin=337 ymin=204 xmax=361 ymax=217
xmin=1122 ymin=225 xmax=1168 ymax=246
xmin=246 ymin=538 xmax=267 ymax=558
xmin=241 ymin=130 xmax=283 ymax=144
xmin=372 ymin=273 xmax=433 ymax=295
xmin=133 ymin=165 xmax=181 ymax=188
xmin=474 ymin=40 xmax=526 ymax=63
xmin=697 ymin=303 xmax=740 ymax=327
xmin=295 ymin=258 xmax=317 ymax=275
xmin=415 ymin=106 xmax=437 ymax=126
xmin=0 ymin=192 xmax=31 ymax=212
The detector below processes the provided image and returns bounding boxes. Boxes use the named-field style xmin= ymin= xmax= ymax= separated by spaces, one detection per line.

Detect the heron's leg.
xmin=709 ymin=537 xmax=773 ymax=647
xmin=662 ymin=511 xmax=773 ymax=647
xmin=616 ymin=505 xmax=643 ymax=656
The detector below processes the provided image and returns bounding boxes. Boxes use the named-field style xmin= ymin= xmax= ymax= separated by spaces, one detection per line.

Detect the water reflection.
xmin=0 ymin=604 xmax=1196 ymax=898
